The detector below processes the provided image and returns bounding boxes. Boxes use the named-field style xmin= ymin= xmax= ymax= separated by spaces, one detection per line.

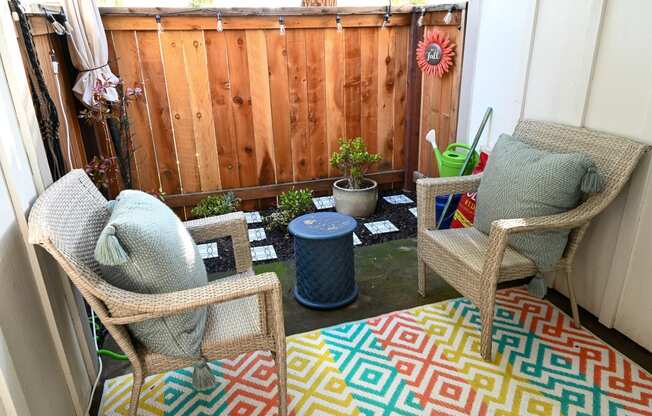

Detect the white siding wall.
xmin=460 ymin=0 xmax=652 ymax=350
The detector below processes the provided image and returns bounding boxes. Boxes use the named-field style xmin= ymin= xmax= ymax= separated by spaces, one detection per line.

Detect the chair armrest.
xmin=416 ymin=174 xmax=483 ymax=230
xmin=184 ymin=212 xmax=252 ymax=273
xmin=104 ymin=272 xmax=280 ymax=324
xmin=478 ymin=206 xmax=590 ymax=290
xmin=491 ymin=205 xmax=588 ymax=235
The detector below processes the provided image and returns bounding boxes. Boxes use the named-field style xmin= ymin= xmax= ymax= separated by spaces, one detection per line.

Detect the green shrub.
xmin=265 ymin=210 xmax=294 ymax=231
xmin=191 ymin=192 xmax=240 ymax=218
xmin=266 ymin=188 xmax=313 ymax=230
xmin=278 ymin=188 xmax=313 ymax=217
xmin=329 ymin=137 xmax=381 ymax=189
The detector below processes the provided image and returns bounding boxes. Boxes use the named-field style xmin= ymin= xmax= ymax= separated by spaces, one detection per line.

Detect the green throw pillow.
xmin=475 ymin=134 xmax=602 ymax=272
xmin=94 ymin=190 xmax=208 ymax=358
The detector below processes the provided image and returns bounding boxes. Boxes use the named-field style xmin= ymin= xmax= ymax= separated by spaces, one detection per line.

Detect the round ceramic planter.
xmin=332 ymin=178 xmax=378 ymax=218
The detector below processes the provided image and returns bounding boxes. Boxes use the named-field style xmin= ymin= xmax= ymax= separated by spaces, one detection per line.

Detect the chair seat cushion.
xmin=475 ymin=134 xmax=598 ymax=272
xmin=422 ymin=227 xmax=537 ymax=279
xmin=140 ymin=294 xmax=263 ymax=372
xmin=95 ymin=190 xmax=208 ymax=358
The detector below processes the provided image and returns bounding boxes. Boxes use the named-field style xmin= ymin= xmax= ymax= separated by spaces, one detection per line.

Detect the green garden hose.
xmin=98 ymin=349 xmax=128 ymax=361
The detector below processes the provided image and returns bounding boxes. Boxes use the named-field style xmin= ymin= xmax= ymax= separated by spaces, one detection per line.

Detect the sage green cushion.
xmin=475 ymin=134 xmax=597 ymax=272
xmin=95 ymin=190 xmax=207 ymax=357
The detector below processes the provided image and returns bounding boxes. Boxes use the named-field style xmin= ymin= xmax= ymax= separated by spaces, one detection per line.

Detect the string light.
xmin=278 ymin=16 xmax=286 ymax=35
xmin=417 ymin=7 xmax=425 ymax=27
xmin=216 ymin=11 xmax=223 ymax=32
xmin=382 ymin=2 xmax=392 ymax=29
xmin=155 ymin=15 xmax=163 ymax=33
xmin=443 ymin=7 xmax=453 ymax=25
xmin=336 ymin=15 xmax=343 ymax=32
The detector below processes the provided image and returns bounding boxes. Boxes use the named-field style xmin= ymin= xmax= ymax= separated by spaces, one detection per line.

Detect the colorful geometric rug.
xmin=99 ymin=287 xmax=652 ymax=415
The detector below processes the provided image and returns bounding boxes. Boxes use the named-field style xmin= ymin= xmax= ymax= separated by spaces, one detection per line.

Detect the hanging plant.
xmin=416 ymin=30 xmax=455 ymax=77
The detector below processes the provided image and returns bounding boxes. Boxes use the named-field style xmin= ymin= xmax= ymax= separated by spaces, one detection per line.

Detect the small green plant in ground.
xmin=266 ymin=188 xmax=313 ymax=230
xmin=191 ymin=192 xmax=240 ymax=218
xmin=329 ymin=137 xmax=381 ymax=189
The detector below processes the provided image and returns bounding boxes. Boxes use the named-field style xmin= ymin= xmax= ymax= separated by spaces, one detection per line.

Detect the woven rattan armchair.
xmin=27 ymin=170 xmax=287 ymax=416
xmin=417 ymin=120 xmax=647 ymax=361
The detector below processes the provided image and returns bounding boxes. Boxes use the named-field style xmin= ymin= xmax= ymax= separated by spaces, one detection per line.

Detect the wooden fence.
xmin=26 ymin=6 xmax=465 ymax=217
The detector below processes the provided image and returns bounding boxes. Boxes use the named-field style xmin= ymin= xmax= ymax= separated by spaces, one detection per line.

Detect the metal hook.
xmin=156 ymin=15 xmax=163 ymax=33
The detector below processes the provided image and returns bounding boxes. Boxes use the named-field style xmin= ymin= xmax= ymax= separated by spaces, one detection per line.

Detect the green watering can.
xmin=426 ymin=130 xmax=479 ymax=177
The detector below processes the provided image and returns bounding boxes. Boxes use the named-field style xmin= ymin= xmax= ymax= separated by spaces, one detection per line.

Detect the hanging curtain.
xmin=61 ymin=0 xmax=118 ymax=107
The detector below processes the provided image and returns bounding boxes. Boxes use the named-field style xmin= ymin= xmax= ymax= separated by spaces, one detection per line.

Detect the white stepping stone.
xmin=383 ymin=194 xmax=414 ymax=204
xmin=197 ymin=242 xmax=219 ymax=259
xmin=313 ymin=196 xmax=335 ymax=210
xmin=244 ymin=211 xmax=262 ymax=224
xmin=353 ymin=233 xmax=362 ymax=246
xmin=409 ymin=207 xmax=418 ymax=217
xmin=251 ymin=245 xmax=277 ymax=262
xmin=364 ymin=220 xmax=399 ymax=235
xmin=248 ymin=227 xmax=267 ymax=242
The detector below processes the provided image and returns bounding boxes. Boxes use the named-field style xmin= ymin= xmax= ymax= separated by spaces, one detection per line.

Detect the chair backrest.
xmin=513 ymin=120 xmax=648 ymax=220
xmin=28 ymin=169 xmax=112 ymax=301
xmin=29 ymin=169 xmax=143 ymax=362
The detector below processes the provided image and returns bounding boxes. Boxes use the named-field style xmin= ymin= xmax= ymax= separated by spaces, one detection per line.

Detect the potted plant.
xmin=330 ymin=137 xmax=381 ymax=217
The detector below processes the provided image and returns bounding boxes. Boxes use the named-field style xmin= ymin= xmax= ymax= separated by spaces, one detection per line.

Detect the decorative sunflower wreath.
xmin=416 ymin=30 xmax=456 ymax=77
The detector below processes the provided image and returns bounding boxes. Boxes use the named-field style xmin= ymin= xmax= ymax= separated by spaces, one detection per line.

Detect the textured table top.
xmin=289 ymin=212 xmax=357 ymax=240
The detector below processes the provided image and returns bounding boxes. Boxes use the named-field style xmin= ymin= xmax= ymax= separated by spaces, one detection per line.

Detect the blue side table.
xmin=289 ymin=212 xmax=358 ymax=310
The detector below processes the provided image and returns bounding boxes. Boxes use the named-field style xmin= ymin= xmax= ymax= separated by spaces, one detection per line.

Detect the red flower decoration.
xmin=416 ymin=30 xmax=455 ymax=77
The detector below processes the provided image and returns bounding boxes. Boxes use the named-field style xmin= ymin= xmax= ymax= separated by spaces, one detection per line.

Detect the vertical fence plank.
xmin=286 ymin=29 xmax=311 ymax=181
xmin=393 ymin=26 xmax=408 ymax=170
xmin=324 ymin=29 xmax=345 ymax=176
xmin=160 ymin=31 xmax=200 ymax=193
xmin=247 ymin=29 xmax=277 ymax=185
xmin=360 ymin=27 xmax=379 ymax=167
xmin=225 ymin=30 xmax=258 ymax=187
xmin=111 ymin=30 xmax=161 ymax=193
xmin=183 ymin=31 xmax=221 ymax=191
xmin=205 ymin=31 xmax=241 ymax=189
xmin=137 ymin=31 xmax=180 ymax=195
xmin=305 ymin=29 xmax=328 ymax=179
xmin=265 ymin=30 xmax=293 ymax=183
xmin=344 ymin=28 xmax=361 ymax=138
xmin=376 ymin=27 xmax=394 ymax=171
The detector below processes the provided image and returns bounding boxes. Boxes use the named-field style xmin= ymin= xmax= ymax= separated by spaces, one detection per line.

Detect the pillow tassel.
xmin=94 ymin=225 xmax=128 ymax=266
xmin=527 ymin=273 xmax=547 ymax=299
xmin=581 ymin=166 xmax=605 ymax=193
xmin=192 ymin=357 xmax=216 ymax=391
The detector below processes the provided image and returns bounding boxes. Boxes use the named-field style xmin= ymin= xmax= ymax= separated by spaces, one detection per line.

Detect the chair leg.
xmin=272 ymin=347 xmax=288 ymax=416
xmin=128 ymin=369 xmax=144 ymax=416
xmin=270 ymin=287 xmax=288 ymax=416
xmin=565 ymin=268 xmax=581 ymax=328
xmin=418 ymin=258 xmax=426 ymax=297
xmin=479 ymin=302 xmax=495 ymax=361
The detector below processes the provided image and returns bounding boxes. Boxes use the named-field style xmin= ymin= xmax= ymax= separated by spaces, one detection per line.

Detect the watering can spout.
xmin=425 ymin=129 xmax=443 ymax=172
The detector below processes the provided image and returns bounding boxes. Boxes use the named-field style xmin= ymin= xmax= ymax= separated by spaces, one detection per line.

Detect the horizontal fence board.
xmin=165 ymin=169 xmax=404 ymax=207
xmin=102 ymin=14 xmax=411 ymax=31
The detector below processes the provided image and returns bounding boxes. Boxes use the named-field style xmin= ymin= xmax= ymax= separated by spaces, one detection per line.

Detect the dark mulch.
xmin=203 ymin=189 xmax=419 ymax=274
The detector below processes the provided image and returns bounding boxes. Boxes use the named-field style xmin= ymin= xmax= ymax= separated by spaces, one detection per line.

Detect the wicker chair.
xmin=27 ymin=170 xmax=287 ymax=416
xmin=417 ymin=120 xmax=648 ymax=361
